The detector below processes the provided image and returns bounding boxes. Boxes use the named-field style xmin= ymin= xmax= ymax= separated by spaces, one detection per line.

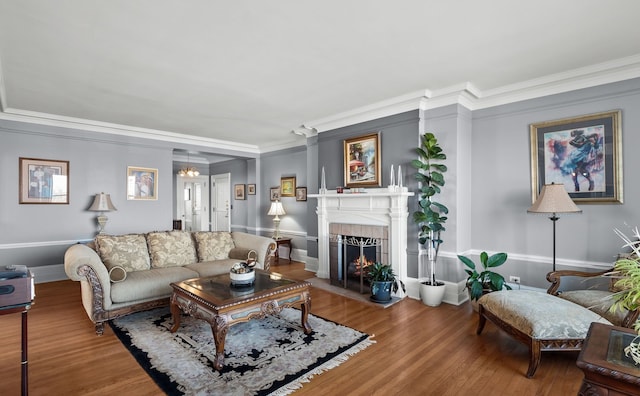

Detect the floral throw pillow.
xmin=146 ymin=231 xmax=197 ymax=268
xmin=193 ymin=232 xmax=235 ymax=262
xmin=95 ymin=234 xmax=151 ymax=273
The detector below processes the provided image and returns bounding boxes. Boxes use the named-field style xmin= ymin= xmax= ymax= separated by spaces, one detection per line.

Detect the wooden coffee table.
xmin=169 ymin=269 xmax=312 ymax=370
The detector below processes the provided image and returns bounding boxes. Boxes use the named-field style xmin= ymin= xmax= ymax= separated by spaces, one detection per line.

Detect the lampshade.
xmin=88 ymin=192 xmax=117 ymax=212
xmin=268 ymin=200 xmax=285 ymax=239
xmin=268 ymin=201 xmax=286 ymax=216
xmin=528 ymin=183 xmax=581 ymax=214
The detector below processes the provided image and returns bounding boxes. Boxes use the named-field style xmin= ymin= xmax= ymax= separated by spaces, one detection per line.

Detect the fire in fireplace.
xmin=329 ymin=224 xmax=388 ymax=294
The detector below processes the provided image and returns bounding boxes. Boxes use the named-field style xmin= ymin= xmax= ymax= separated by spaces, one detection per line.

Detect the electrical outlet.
xmin=509 ymin=275 xmax=521 ymax=284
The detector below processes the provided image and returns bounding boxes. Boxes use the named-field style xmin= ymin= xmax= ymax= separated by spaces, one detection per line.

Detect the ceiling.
xmin=1 ymin=1 xmax=640 ymax=155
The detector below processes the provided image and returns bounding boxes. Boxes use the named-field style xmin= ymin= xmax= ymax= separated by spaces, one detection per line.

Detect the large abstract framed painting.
xmin=127 ymin=166 xmax=158 ymax=200
xmin=530 ymin=110 xmax=622 ymax=203
xmin=343 ymin=132 xmax=381 ymax=188
xmin=19 ymin=157 xmax=69 ymax=204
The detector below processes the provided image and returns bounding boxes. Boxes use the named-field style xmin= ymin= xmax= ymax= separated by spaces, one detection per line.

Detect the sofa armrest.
xmin=546 ymin=269 xmax=611 ymax=295
xmin=64 ymin=243 xmax=113 ymax=312
xmin=231 ymin=232 xmax=277 ymax=271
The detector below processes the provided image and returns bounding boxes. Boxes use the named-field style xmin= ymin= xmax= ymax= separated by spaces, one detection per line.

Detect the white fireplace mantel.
xmin=309 ymin=188 xmax=414 ymax=296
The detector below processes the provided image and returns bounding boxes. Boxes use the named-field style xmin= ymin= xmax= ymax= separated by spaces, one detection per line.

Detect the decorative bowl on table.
xmin=230 ymin=262 xmax=255 ymax=286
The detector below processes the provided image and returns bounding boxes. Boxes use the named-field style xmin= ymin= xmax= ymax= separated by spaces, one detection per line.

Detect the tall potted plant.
xmin=412 ymin=132 xmax=448 ymax=306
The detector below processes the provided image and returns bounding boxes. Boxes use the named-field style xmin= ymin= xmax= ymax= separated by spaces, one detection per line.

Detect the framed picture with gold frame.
xmin=280 ymin=176 xmax=296 ymax=197
xmin=530 ymin=110 xmax=622 ymax=203
xmin=343 ymin=132 xmax=381 ymax=188
xmin=19 ymin=157 xmax=69 ymax=204
xmin=127 ymin=166 xmax=158 ymax=200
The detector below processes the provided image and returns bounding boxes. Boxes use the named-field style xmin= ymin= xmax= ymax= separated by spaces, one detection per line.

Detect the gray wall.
xmin=315 ymin=110 xmax=421 ymax=275
xmin=258 ymin=146 xmax=308 ymax=251
xmin=0 ymin=119 xmax=174 ymax=268
xmin=466 ymin=78 xmax=640 ymax=288
xmin=3 ymin=77 xmax=640 ymax=290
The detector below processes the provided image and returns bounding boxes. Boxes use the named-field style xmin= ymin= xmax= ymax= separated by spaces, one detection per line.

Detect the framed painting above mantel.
xmin=343 ymin=132 xmax=381 ymax=188
xmin=530 ymin=110 xmax=622 ymax=204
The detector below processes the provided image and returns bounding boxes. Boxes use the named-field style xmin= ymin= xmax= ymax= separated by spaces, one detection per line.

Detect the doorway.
xmin=210 ymin=173 xmax=231 ymax=232
xmin=176 ymin=176 xmax=210 ymax=231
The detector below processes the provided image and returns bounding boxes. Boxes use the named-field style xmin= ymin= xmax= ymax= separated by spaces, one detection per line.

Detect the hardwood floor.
xmin=0 ymin=261 xmax=584 ymax=395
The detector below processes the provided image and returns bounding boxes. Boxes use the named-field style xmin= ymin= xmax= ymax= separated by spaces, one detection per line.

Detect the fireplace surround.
xmin=310 ymin=188 xmax=413 ymax=298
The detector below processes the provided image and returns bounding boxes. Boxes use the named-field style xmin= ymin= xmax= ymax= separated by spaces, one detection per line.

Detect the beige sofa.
xmin=64 ymin=230 xmax=276 ymax=335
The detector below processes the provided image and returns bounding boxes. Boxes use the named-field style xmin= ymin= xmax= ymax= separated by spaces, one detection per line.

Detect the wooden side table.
xmin=576 ymin=322 xmax=640 ymax=396
xmin=273 ymin=237 xmax=292 ymax=262
xmin=1 ymin=303 xmax=31 ymax=396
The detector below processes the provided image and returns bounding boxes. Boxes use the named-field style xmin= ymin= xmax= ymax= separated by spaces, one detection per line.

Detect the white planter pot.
xmin=420 ymin=282 xmax=446 ymax=307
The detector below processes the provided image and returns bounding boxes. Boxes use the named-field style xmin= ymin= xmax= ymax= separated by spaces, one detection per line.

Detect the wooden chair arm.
xmin=546 ymin=269 xmax=612 ymax=295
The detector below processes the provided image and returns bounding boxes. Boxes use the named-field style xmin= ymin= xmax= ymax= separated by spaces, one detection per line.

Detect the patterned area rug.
xmin=110 ymin=307 xmax=374 ymax=396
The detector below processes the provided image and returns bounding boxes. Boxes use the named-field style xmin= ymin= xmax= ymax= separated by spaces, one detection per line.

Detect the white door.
xmin=176 ymin=176 xmax=210 ymax=231
xmin=211 ymin=173 xmax=231 ymax=232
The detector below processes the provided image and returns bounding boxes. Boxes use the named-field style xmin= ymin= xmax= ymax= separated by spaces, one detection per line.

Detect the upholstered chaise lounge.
xmin=477 ymin=290 xmax=612 ymax=378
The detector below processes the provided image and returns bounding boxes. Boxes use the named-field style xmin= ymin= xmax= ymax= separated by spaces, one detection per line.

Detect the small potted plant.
xmin=367 ymin=262 xmax=406 ymax=303
xmin=458 ymin=251 xmax=511 ymax=309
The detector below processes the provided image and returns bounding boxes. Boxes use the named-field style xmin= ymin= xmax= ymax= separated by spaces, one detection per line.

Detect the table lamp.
xmin=268 ymin=200 xmax=286 ymax=239
xmin=89 ymin=192 xmax=117 ymax=234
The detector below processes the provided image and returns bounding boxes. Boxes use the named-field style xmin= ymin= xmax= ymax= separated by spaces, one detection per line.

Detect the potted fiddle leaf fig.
xmin=412 ymin=132 xmax=448 ymax=306
xmin=367 ymin=262 xmax=406 ymax=303
xmin=458 ymin=251 xmax=511 ymax=309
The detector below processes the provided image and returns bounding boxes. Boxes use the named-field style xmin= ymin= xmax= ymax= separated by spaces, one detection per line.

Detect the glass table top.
xmin=180 ymin=270 xmax=301 ymax=303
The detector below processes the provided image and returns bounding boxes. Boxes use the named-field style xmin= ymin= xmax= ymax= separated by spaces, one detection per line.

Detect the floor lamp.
xmin=527 ymin=183 xmax=581 ymax=271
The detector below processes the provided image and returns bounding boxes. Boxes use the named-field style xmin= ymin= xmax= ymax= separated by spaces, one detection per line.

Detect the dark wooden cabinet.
xmin=577 ymin=322 xmax=640 ymax=396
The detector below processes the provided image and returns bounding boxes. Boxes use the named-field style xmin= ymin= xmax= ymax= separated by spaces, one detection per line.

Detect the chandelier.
xmin=177 ymin=153 xmax=200 ymax=177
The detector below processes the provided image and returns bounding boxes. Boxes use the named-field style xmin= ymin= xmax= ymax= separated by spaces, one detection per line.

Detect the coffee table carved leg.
xmin=170 ymin=299 xmax=181 ymax=333
xmin=301 ymin=292 xmax=312 ymax=334
xmin=211 ymin=315 xmax=229 ymax=371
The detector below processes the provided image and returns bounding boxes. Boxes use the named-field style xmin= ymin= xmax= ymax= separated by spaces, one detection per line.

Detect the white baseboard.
xmin=405 ymin=278 xmax=469 ymax=306
xmin=29 ymin=264 xmax=68 ymax=284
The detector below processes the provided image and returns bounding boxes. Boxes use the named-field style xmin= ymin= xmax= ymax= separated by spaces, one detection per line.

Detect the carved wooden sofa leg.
xmin=476 ymin=290 xmax=610 ymax=378
xmin=95 ymin=322 xmax=105 ymax=336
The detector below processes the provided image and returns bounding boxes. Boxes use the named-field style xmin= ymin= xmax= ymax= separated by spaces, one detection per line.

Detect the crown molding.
xmin=0 ymin=107 xmax=261 ymax=154
xmin=305 ymin=55 xmax=640 ymax=133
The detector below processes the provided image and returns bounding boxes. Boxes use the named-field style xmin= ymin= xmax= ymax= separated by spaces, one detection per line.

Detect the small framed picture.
xmin=280 ymin=176 xmax=296 ymax=197
xmin=247 ymin=184 xmax=256 ymax=195
xmin=296 ymin=187 xmax=307 ymax=201
xmin=234 ymin=184 xmax=246 ymax=200
xmin=270 ymin=187 xmax=280 ymax=201
xmin=127 ymin=166 xmax=158 ymax=200
xmin=19 ymin=157 xmax=69 ymax=204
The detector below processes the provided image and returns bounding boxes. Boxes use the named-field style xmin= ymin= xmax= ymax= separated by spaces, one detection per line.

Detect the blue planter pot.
xmin=370 ymin=280 xmax=393 ymax=303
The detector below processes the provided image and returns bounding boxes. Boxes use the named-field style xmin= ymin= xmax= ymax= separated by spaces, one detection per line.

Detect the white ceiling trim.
xmin=1 ymin=55 xmax=640 ymax=153
xmin=308 ymin=55 xmax=640 ymax=132
xmin=0 ymin=107 xmax=261 ymax=154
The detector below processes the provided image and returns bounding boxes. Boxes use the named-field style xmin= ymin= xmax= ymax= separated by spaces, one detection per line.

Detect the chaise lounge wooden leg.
xmin=476 ymin=304 xmax=487 ymax=335
xmin=527 ymin=339 xmax=541 ymax=378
